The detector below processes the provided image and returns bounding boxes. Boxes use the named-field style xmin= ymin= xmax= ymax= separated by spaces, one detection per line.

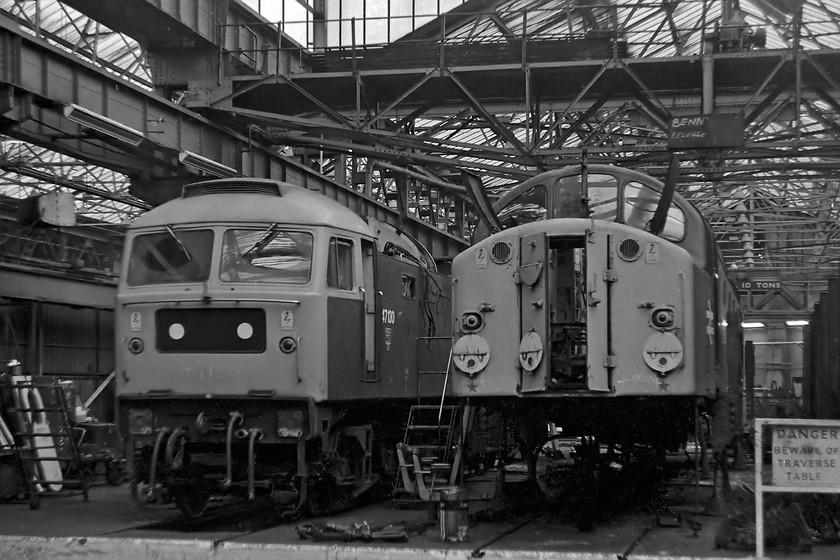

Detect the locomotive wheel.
xmin=129 ymin=476 xmax=150 ymax=507
xmin=530 ymin=434 xmax=602 ymax=531
xmin=174 ymin=487 xmax=210 ymax=519
xmin=528 ymin=434 xmax=580 ymax=502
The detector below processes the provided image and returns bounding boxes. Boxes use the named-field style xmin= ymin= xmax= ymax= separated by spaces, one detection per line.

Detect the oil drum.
xmin=438 ymin=486 xmax=469 ymax=542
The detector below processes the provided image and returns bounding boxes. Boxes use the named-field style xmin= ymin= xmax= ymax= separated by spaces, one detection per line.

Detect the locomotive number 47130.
xmin=382 ymin=309 xmax=396 ymax=324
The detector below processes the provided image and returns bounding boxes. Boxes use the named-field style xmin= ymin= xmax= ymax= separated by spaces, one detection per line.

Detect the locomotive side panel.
xmin=326 ymin=253 xmax=449 ymax=400
xmin=723 ymin=277 xmax=746 ymax=437
xmin=374 ymin=255 xmax=423 ymax=396
xmin=690 ymin=268 xmax=717 ymax=395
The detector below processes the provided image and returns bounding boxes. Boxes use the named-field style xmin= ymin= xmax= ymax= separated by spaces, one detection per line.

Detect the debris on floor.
xmin=295 ymin=520 xmax=410 ymax=542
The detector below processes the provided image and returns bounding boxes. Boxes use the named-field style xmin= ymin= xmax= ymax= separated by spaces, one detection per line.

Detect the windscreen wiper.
xmin=241 ymin=222 xmax=278 ymax=260
xmin=164 ymin=224 xmax=193 ymax=262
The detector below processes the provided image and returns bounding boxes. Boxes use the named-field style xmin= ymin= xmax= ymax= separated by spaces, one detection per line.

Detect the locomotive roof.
xmin=471 ymin=163 xmax=722 ymax=273
xmin=129 ymin=178 xmax=374 ymax=237
xmin=483 ymin=163 xmax=710 ymax=238
xmin=500 ymin=164 xmax=696 ymax=214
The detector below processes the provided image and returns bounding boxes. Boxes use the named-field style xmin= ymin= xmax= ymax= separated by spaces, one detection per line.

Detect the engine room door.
xmin=585 ymin=229 xmax=612 ymax=392
xmin=519 ymin=232 xmax=550 ymax=392
xmin=361 ymin=240 xmax=378 ymax=381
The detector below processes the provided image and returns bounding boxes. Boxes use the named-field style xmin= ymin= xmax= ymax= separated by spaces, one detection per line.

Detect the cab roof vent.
xmin=182 ymin=181 xmax=282 ymax=199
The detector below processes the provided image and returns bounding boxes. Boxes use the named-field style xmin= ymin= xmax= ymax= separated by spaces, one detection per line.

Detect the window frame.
xmin=126 ymin=228 xmax=214 ymax=286
xmin=327 ymin=237 xmax=356 ymax=291
xmin=496 ymin=184 xmax=548 ymax=229
xmin=218 ymin=227 xmax=314 ymax=285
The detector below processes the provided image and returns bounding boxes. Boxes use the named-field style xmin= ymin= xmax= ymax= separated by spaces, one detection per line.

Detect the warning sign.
xmin=772 ymin=425 xmax=840 ymax=486
xmin=756 ymin=419 xmax=840 ymax=559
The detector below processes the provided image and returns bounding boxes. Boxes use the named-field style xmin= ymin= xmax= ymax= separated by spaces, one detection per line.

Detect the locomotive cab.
xmin=452 ymin=165 xmax=723 ymax=403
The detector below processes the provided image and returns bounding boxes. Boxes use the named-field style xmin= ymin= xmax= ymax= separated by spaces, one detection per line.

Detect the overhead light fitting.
xmin=785 ymin=320 xmax=809 ymax=327
xmin=63 ymin=104 xmax=145 ymax=146
xmin=178 ymin=151 xmax=237 ymax=178
xmin=742 ymin=322 xmax=765 ymax=329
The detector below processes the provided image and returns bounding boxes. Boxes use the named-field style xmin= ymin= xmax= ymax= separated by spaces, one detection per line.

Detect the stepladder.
xmin=394 ymin=402 xmax=471 ymax=502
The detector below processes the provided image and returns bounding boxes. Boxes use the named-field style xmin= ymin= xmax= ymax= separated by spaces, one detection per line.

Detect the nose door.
xmin=519 ymin=232 xmax=549 ymax=392
xmin=585 ymin=228 xmax=613 ymax=393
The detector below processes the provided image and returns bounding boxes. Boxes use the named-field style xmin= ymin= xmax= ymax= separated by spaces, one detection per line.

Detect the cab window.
xmin=497 ymin=185 xmax=547 ymax=229
xmin=586 ymin=174 xmax=618 ymax=221
xmin=623 ymin=181 xmax=686 ymax=241
xmin=219 ymin=228 xmax=313 ymax=284
xmin=551 ymin=173 xmax=617 ymax=220
xmin=327 ymin=238 xmax=355 ymax=290
xmin=551 ymin=175 xmax=585 ymax=218
xmin=127 ymin=229 xmax=213 ymax=286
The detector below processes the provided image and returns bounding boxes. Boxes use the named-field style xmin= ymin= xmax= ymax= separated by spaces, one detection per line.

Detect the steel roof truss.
xmin=547 ymin=89 xmax=614 ymax=150
xmin=615 ymin=60 xmax=672 ymax=126
xmin=663 ymin=0 xmax=687 ymax=56
xmin=581 ymin=103 xmax=630 ymax=147
xmin=278 ymin=74 xmax=354 ymax=127
xmin=802 ymin=98 xmax=840 ymax=140
xmin=361 ymin=68 xmax=438 ymax=132
xmin=445 ymin=69 xmax=536 ymax=166
xmin=536 ymin=60 xmax=611 ymax=146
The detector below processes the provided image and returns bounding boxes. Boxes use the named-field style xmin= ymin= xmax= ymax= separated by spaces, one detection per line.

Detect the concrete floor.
xmin=0 ymin=466 xmax=837 ymax=560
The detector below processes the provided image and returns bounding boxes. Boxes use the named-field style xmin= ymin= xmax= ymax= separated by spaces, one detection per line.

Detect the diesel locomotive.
xmin=450 ymin=163 xmax=744 ymax=492
xmin=114 ymin=178 xmax=450 ymax=518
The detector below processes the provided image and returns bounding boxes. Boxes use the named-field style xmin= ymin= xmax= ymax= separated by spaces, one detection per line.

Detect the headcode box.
xmin=771 ymin=424 xmax=840 ymax=486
